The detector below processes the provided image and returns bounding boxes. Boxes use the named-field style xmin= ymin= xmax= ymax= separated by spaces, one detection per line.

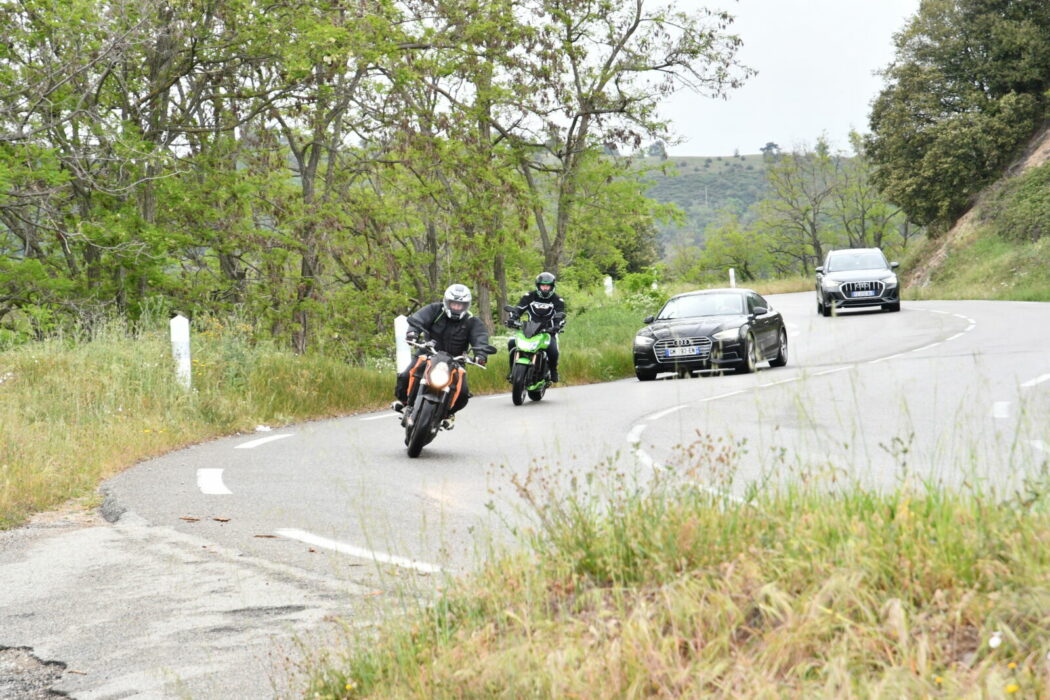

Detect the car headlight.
xmin=821 ymin=278 xmax=842 ymax=289
xmin=634 ymin=334 xmax=656 ymax=347
xmin=713 ymin=327 xmax=741 ymax=341
xmin=881 ymin=275 xmax=898 ymax=287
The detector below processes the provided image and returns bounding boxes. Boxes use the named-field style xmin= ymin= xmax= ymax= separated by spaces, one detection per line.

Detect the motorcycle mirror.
xmin=502 ymin=304 xmax=516 ymax=313
xmin=482 ymin=344 xmax=498 ymax=354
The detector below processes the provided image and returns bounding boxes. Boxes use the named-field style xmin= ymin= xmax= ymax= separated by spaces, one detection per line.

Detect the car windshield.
xmin=827 ymin=252 xmax=887 ymax=272
xmin=657 ymin=293 xmax=744 ymax=320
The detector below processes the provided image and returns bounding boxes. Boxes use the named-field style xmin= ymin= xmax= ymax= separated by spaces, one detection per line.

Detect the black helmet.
xmin=442 ymin=283 xmax=472 ymax=321
xmin=535 ymin=272 xmax=556 ymax=299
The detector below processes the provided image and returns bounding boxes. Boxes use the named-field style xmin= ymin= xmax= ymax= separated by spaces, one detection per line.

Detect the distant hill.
xmin=637 ymin=154 xmax=770 ymax=253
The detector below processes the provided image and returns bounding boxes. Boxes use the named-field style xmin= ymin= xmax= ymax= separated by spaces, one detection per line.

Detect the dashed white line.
xmin=966 ymin=324 xmax=975 ymax=332
xmin=992 ymin=402 xmax=1010 ymax=419
xmin=275 ymin=528 xmax=444 ymax=574
xmin=946 ymin=332 xmax=964 ymax=341
xmin=197 ymin=469 xmax=232 ymax=495
xmin=814 ymin=366 xmax=852 ymax=376
xmin=360 ymin=412 xmax=398 ymax=421
xmin=1021 ymin=373 xmax=1050 ymax=389
xmin=626 ymin=424 xmax=647 ymax=445
xmin=911 ymin=342 xmax=942 ymax=353
xmin=758 ymin=377 xmax=798 ymax=388
xmin=234 ymin=433 xmax=294 ymax=449
xmin=646 ymin=405 xmax=688 ymax=421
xmin=869 ymin=353 xmax=908 ymax=364
xmin=701 ymin=390 xmax=745 ymax=402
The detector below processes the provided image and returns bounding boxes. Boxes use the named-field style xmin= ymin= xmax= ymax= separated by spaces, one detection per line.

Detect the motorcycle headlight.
xmin=518 ymin=337 xmax=541 ymax=352
xmin=713 ymin=327 xmax=741 ymax=341
xmin=821 ymin=278 xmax=842 ymax=289
xmin=634 ymin=334 xmax=655 ymax=347
xmin=426 ymin=362 xmax=452 ymax=390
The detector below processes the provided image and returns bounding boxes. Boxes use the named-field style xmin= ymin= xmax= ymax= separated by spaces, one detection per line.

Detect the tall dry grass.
xmin=307 ymin=448 xmax=1050 ymax=698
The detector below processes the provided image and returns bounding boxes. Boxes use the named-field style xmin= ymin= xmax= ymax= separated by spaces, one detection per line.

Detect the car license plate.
xmin=664 ymin=346 xmax=699 ymax=358
xmin=851 ymin=290 xmax=876 ymax=297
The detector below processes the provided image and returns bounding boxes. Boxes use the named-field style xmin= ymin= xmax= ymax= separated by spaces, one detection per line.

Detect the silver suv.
xmin=815 ymin=248 xmax=900 ymax=316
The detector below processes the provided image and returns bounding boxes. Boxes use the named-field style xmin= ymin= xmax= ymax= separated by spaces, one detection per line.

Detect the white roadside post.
xmin=604 ymin=275 xmax=614 ymax=296
xmin=729 ymin=268 xmax=736 ymax=288
xmin=170 ymin=314 xmax=192 ymax=390
xmin=394 ymin=315 xmax=411 ymax=373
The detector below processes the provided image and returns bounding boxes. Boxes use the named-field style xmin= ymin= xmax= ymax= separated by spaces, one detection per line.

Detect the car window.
xmin=658 ymin=293 xmax=744 ymax=319
xmin=827 ymin=251 xmax=888 ymax=272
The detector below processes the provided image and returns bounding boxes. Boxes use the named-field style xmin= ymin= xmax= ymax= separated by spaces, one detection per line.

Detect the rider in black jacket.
xmin=508 ymin=271 xmax=566 ymax=382
xmin=393 ymin=283 xmax=491 ymax=427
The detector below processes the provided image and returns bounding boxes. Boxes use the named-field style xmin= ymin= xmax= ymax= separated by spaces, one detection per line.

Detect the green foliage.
xmin=867 ymin=0 xmax=1050 ymax=231
xmin=982 ymin=161 xmax=1050 ymax=242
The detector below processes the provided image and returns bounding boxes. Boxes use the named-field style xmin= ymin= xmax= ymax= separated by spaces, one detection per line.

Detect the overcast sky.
xmin=660 ymin=0 xmax=921 ymax=156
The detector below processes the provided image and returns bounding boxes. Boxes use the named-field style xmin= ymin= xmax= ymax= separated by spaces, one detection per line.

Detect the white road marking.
xmin=954 ymin=314 xmax=969 ymax=320
xmin=360 ymin=412 xmax=398 ymax=421
xmin=234 ymin=433 xmax=294 ymax=449
xmin=815 ymin=366 xmax=852 ymax=376
xmin=646 ymin=405 xmax=688 ymax=421
xmin=1021 ymin=373 xmax=1050 ymax=389
xmin=626 ymin=424 xmax=647 ymax=445
xmin=869 ymin=353 xmax=908 ymax=364
xmin=946 ymin=332 xmax=964 ymax=341
xmin=992 ymin=402 xmax=1010 ymax=419
xmin=966 ymin=324 xmax=975 ymax=332
xmin=275 ymin=528 xmax=444 ymax=574
xmin=196 ymin=469 xmax=232 ymax=495
xmin=758 ymin=377 xmax=798 ymax=388
xmin=911 ymin=342 xmax=942 ymax=353
xmin=701 ymin=390 xmax=744 ymax=402
xmin=1030 ymin=440 xmax=1048 ymax=454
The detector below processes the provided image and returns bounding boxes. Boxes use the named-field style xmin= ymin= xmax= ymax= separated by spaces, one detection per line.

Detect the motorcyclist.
xmin=507 ymin=271 xmax=566 ymax=382
xmin=392 ymin=283 xmax=491 ymax=429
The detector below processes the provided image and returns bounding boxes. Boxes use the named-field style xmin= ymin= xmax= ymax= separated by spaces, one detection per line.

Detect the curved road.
xmin=2 ymin=293 xmax=1048 ymax=698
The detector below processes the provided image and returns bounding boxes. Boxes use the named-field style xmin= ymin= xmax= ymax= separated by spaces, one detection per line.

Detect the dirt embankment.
xmin=908 ymin=123 xmax=1050 ymax=288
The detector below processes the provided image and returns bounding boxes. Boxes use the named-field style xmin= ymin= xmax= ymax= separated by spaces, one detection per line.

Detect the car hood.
xmin=822 ymin=269 xmax=893 ymax=282
xmin=641 ymin=315 xmax=743 ymax=338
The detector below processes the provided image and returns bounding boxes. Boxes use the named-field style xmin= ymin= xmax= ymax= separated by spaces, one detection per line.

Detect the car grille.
xmin=840 ymin=280 xmax=885 ymax=297
xmin=653 ymin=336 xmax=713 ymax=363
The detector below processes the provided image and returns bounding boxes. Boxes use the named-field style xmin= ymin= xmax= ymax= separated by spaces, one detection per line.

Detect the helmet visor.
xmin=447 ymin=300 xmax=469 ymax=314
xmin=538 ymin=284 xmax=552 ymax=293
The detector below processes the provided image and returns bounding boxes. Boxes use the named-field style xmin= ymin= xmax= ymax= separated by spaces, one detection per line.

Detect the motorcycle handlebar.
xmin=407 ymin=339 xmax=488 ymax=368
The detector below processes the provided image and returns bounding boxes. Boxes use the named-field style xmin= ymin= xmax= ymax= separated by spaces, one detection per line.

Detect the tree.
xmin=866 ymin=0 xmax=1050 ymax=232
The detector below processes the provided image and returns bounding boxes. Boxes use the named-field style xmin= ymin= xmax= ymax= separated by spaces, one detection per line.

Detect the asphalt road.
xmin=2 ymin=292 xmax=1048 ymax=698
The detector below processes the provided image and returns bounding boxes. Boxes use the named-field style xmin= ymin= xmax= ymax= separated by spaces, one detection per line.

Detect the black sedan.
xmin=633 ymin=288 xmax=788 ymax=381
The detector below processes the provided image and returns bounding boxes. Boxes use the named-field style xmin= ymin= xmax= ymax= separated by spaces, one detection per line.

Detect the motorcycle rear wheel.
xmin=510 ymin=364 xmax=528 ymax=406
xmin=406 ymin=401 xmax=437 ymax=458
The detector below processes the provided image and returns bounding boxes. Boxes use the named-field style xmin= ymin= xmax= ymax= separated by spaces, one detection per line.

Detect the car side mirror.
xmin=643 ymin=315 xmax=655 ymax=324
xmin=815 ymin=266 xmax=824 ymax=274
xmin=751 ymin=306 xmax=768 ymax=316
xmin=890 ymin=261 xmax=899 ymax=269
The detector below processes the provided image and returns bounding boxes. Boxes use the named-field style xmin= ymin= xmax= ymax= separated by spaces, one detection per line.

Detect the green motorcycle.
xmin=504 ymin=304 xmax=564 ymax=405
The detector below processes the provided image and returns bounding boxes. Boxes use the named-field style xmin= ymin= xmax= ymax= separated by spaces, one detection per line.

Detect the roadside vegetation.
xmin=305 ymin=453 xmax=1050 ymax=698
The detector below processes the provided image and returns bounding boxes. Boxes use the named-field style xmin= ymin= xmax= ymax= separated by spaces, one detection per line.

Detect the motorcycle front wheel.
xmin=510 ymin=363 xmax=528 ymax=406
xmin=406 ymin=401 xmax=437 ymax=458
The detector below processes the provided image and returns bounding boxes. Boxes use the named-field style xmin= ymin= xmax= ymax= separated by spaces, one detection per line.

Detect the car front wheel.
xmin=769 ymin=329 xmax=788 ymax=367
xmin=735 ymin=334 xmax=758 ymax=374
xmin=636 ymin=368 xmax=657 ymax=382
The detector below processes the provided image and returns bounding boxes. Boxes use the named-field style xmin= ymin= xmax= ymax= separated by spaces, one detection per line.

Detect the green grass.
xmin=907 ymin=234 xmax=1050 ymax=302
xmin=305 ymin=456 xmax=1050 ymax=698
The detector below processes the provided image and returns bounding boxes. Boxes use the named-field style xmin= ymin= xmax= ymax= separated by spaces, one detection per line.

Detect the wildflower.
xmin=1008 ymin=662 xmax=1017 ymax=669
xmin=934 ymin=676 xmax=943 ymax=685
xmin=1006 ymin=683 xmax=1020 ymax=693
xmin=989 ymin=632 xmax=1002 ymax=649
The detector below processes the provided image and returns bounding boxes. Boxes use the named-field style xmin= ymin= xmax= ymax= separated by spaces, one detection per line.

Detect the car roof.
xmin=828 ymin=247 xmax=883 ymax=256
xmin=670 ymin=287 xmax=754 ymax=300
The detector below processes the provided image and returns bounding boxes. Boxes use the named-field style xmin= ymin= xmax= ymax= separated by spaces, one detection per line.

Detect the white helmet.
xmin=442 ymin=283 xmax=472 ymax=320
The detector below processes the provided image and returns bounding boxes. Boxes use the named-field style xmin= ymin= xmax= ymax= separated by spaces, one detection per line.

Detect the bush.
xmin=984 ymin=161 xmax=1050 ymax=242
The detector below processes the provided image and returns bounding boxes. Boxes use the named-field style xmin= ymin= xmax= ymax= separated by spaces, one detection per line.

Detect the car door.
xmin=748 ymin=293 xmax=778 ymax=356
